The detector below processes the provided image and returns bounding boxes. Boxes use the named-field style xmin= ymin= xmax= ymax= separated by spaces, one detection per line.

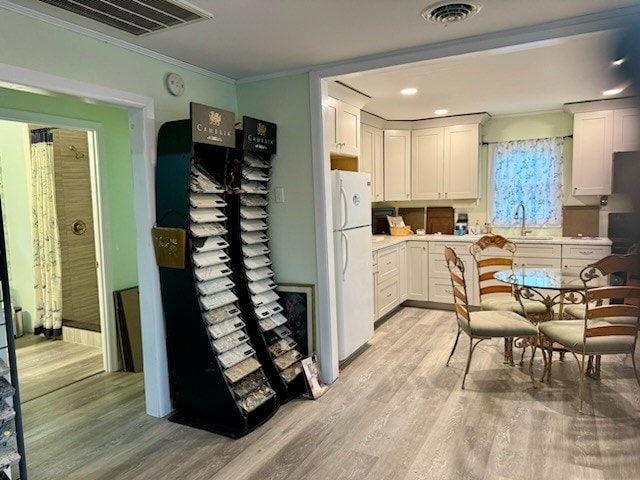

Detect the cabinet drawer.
xmin=561 ymin=244 xmax=610 ymax=260
xmin=378 ymin=246 xmax=399 ymax=283
xmin=513 ymin=256 xmax=561 ymax=269
xmin=429 ymin=277 xmax=455 ymax=304
xmin=429 ymin=253 xmax=474 ymax=278
xmin=429 ymin=241 xmax=473 ymax=257
xmin=377 ymin=276 xmax=400 ymax=318
xmin=562 ymin=258 xmax=600 ymax=277
xmin=514 ymin=243 xmax=561 ymax=258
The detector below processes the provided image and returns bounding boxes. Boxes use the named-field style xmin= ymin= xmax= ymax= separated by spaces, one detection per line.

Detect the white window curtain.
xmin=490 ymin=137 xmax=564 ymax=227
xmin=31 ymin=129 xmax=63 ymax=338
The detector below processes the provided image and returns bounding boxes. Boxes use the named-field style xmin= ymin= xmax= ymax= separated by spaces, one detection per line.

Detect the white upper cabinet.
xmin=411 ymin=123 xmax=480 ymax=200
xmin=572 ymin=110 xmax=614 ymax=196
xmin=613 ymin=108 xmax=640 ymax=152
xmin=443 ymin=124 xmax=480 ymax=199
xmin=384 ymin=130 xmax=411 ymax=201
xmin=361 ymin=124 xmax=384 ymax=202
xmin=411 ymin=127 xmax=443 ymax=200
xmin=326 ymin=97 xmax=360 ymax=157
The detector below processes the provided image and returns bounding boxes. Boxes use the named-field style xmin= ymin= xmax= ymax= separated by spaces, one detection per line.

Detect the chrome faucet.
xmin=514 ymin=202 xmax=531 ymax=237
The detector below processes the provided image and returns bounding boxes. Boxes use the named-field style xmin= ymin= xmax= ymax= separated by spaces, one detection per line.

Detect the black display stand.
xmin=155 ymin=111 xmax=278 ymax=439
xmin=225 ymin=118 xmax=306 ymax=402
xmin=0 ymin=200 xmax=27 ymax=478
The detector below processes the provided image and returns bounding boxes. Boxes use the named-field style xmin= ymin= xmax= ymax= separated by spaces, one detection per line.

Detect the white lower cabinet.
xmin=371 ymin=239 xmax=610 ymax=320
xmin=407 ymin=241 xmax=429 ymax=301
xmin=561 ymin=244 xmax=611 ymax=275
xmin=428 ymin=241 xmax=477 ymax=306
xmin=377 ymin=276 xmax=400 ymax=318
xmin=399 ymin=243 xmax=407 ymax=302
xmin=374 ymin=243 xmax=403 ymax=320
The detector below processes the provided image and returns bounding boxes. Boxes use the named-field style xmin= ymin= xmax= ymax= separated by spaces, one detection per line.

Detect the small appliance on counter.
xmin=372 ymin=207 xmax=395 ymax=234
xmin=455 ymin=213 xmax=469 ymax=235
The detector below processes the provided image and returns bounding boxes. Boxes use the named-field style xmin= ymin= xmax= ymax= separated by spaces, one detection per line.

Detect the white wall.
xmin=0 ymin=120 xmax=36 ymax=330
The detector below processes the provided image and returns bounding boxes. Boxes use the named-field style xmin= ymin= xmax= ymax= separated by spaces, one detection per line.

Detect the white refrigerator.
xmin=331 ymin=170 xmax=374 ymax=361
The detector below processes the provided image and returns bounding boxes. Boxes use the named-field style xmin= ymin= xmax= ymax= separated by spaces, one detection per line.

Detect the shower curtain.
xmin=31 ymin=129 xmax=62 ymax=338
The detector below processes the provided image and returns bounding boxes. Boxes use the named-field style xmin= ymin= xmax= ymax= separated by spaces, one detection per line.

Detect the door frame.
xmin=0 ymin=63 xmax=171 ymax=417
xmin=0 ymin=112 xmax=115 ymax=371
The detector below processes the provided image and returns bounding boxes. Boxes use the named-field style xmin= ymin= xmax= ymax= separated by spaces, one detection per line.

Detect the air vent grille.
xmin=38 ymin=0 xmax=209 ymax=36
xmin=421 ymin=2 xmax=481 ymax=25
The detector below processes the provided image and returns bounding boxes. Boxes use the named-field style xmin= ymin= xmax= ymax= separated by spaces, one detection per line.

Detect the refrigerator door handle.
xmin=340 ymin=182 xmax=348 ymax=230
xmin=341 ymin=231 xmax=349 ymax=280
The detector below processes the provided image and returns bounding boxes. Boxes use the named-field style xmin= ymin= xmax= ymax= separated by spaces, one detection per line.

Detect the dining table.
xmin=493 ymin=267 xmax=603 ymax=381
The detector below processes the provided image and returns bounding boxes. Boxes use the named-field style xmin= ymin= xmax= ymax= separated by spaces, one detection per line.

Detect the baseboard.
xmin=62 ymin=326 xmax=102 ymax=348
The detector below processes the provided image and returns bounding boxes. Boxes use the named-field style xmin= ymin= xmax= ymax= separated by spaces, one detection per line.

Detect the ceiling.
xmin=3 ymin=0 xmax=640 ymax=119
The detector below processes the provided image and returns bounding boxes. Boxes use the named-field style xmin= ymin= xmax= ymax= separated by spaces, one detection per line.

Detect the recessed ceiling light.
xmin=401 ymin=88 xmax=418 ymax=95
xmin=612 ymin=58 xmax=626 ymax=66
xmin=603 ymin=87 xmax=624 ymax=96
xmin=434 ymin=109 xmax=449 ymax=115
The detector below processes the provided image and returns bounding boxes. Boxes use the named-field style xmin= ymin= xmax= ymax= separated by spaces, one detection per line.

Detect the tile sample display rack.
xmin=0 ymin=201 xmax=27 ymax=478
xmin=155 ymin=104 xmax=278 ymax=438
xmin=225 ymin=117 xmax=306 ymax=402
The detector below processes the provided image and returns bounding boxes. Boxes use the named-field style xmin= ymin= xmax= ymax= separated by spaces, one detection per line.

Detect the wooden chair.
xmin=470 ymin=235 xmax=547 ymax=365
xmin=538 ymin=253 xmax=640 ymax=412
xmin=563 ymin=246 xmax=640 ymax=377
xmin=444 ymin=246 xmax=538 ymax=389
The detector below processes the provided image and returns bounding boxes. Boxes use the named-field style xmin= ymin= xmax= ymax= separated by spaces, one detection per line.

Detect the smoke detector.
xmin=421 ymin=2 xmax=482 ymax=25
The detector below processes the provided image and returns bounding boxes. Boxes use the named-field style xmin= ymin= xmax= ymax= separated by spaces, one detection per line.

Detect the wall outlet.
xmin=275 ymin=187 xmax=285 ymax=203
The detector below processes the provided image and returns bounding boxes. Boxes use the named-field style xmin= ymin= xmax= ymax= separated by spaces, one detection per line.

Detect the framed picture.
xmin=276 ymin=283 xmax=314 ymax=357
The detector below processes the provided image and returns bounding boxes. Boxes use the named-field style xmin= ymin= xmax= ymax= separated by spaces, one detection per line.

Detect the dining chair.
xmin=444 ymin=246 xmax=538 ymax=389
xmin=563 ymin=245 xmax=640 ymax=377
xmin=538 ymin=253 xmax=640 ymax=412
xmin=470 ymin=235 xmax=547 ymax=365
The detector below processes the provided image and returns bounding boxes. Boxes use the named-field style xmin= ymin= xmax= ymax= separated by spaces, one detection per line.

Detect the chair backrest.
xmin=445 ymin=246 xmax=471 ymax=326
xmin=469 ymin=235 xmax=516 ymax=302
xmin=580 ymin=254 xmax=640 ymax=340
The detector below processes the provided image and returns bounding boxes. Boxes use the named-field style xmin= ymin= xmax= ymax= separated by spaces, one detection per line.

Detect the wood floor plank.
xmin=15 ymin=306 xmax=640 ymax=479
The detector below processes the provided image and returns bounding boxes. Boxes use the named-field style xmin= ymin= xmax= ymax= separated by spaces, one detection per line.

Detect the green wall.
xmin=0 ymin=88 xmax=136 ymax=292
xmin=0 ymin=8 xmax=237 ymax=130
xmin=0 ymin=120 xmax=36 ymax=329
xmin=237 ymin=74 xmax=318 ymax=286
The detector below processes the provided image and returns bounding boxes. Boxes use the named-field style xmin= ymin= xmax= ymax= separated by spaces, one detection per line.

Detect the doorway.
xmin=0 ymin=119 xmax=106 ymax=400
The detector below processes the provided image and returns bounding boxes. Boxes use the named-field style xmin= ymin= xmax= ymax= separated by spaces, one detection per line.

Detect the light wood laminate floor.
xmin=20 ymin=307 xmax=640 ymax=479
xmin=15 ymin=335 xmax=103 ymax=402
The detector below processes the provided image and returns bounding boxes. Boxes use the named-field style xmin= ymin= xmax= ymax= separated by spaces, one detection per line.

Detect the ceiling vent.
xmin=421 ymin=2 xmax=482 ymax=25
xmin=37 ymin=0 xmax=211 ymax=36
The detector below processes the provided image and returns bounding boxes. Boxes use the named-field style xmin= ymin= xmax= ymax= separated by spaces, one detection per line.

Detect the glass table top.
xmin=494 ymin=268 xmax=587 ymax=291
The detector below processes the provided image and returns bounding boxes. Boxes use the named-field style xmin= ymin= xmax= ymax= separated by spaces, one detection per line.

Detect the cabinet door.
xmin=360 ymin=124 xmax=374 ymax=175
xmin=411 ymin=128 xmax=443 ymax=200
xmin=572 ymin=110 xmax=613 ymax=195
xmin=361 ymin=124 xmax=384 ymax=202
xmin=372 ymin=252 xmax=379 ymax=322
xmin=613 ymin=108 xmax=640 ymax=152
xmin=407 ymin=242 xmax=428 ymax=301
xmin=383 ymin=130 xmax=411 ymax=201
xmin=372 ymin=127 xmax=384 ymax=202
xmin=443 ymin=124 xmax=480 ymax=199
xmin=338 ymin=102 xmax=361 ymax=157
xmin=324 ymin=97 xmax=339 ymax=154
xmin=398 ymin=243 xmax=407 ymax=302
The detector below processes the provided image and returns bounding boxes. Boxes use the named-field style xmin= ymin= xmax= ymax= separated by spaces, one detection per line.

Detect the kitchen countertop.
xmin=371 ymin=233 xmax=612 ymax=252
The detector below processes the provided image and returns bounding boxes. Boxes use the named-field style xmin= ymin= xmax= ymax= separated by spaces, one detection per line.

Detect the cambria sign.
xmin=243 ymin=116 xmax=277 ymax=154
xmin=190 ymin=102 xmax=235 ymax=147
